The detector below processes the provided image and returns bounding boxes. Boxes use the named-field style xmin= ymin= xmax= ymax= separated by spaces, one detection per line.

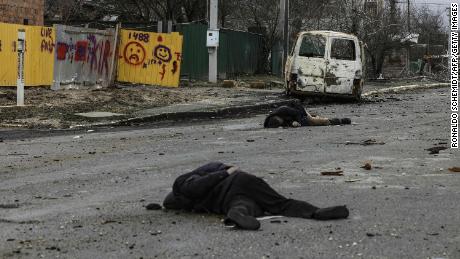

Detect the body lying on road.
xmin=264 ymin=103 xmax=351 ymax=128
xmin=158 ymin=162 xmax=349 ymax=230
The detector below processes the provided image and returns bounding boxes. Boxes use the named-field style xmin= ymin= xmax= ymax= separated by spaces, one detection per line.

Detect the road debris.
xmin=149 ymin=230 xmax=162 ymax=236
xmin=346 ymin=139 xmax=385 ymax=146
xmin=221 ymin=80 xmax=236 ymax=88
xmin=321 ymin=170 xmax=344 ymax=176
xmin=361 ymin=161 xmax=372 ymax=170
xmin=426 ymin=146 xmax=448 ymax=154
xmin=145 ymin=203 xmax=162 ymax=210
xmin=0 ymin=204 xmax=20 ymax=209
xmin=448 ymin=167 xmax=460 ymax=173
xmin=256 ymin=216 xmax=284 ymax=221
xmin=345 ymin=179 xmax=362 ymax=183
xmin=5 ymin=153 xmax=28 ymax=157
xmin=101 ymin=220 xmax=118 ymax=225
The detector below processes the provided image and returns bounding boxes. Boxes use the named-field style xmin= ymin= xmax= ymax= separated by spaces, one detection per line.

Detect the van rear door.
xmin=292 ymin=34 xmax=327 ymax=93
xmin=325 ymin=37 xmax=361 ymax=94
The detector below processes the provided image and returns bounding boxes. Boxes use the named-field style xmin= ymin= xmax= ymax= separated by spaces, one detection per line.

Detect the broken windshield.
xmin=299 ymin=34 xmax=326 ymax=58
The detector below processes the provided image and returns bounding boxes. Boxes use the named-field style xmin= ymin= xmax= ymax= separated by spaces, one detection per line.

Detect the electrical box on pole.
xmin=206 ymin=29 xmax=220 ymax=48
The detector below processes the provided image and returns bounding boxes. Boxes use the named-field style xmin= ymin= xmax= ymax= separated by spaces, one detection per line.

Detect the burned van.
xmin=285 ymin=31 xmax=365 ymax=100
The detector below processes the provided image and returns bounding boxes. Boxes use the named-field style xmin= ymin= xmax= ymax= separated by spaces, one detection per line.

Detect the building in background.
xmin=0 ymin=0 xmax=44 ymax=25
xmin=363 ymin=0 xmax=385 ymax=16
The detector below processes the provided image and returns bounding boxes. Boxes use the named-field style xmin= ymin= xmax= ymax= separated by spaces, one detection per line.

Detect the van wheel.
xmin=353 ymin=80 xmax=363 ymax=102
xmin=285 ymin=82 xmax=292 ymax=96
xmin=354 ymin=93 xmax=362 ymax=102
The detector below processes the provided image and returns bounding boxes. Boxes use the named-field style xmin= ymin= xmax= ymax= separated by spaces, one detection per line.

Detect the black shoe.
xmin=341 ymin=118 xmax=352 ymax=125
xmin=329 ymin=118 xmax=341 ymax=125
xmin=225 ymin=207 xmax=260 ymax=230
xmin=313 ymin=205 xmax=349 ymax=220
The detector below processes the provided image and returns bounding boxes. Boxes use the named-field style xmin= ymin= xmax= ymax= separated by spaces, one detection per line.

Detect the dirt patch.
xmin=0 ymin=78 xmax=283 ymax=129
xmin=0 ymin=85 xmax=212 ymax=128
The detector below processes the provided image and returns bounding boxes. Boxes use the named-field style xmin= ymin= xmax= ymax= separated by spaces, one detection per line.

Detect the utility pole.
xmin=406 ymin=0 xmax=411 ymax=75
xmin=407 ymin=0 xmax=410 ymax=32
xmin=281 ymin=0 xmax=289 ymax=75
xmin=208 ymin=0 xmax=218 ymax=83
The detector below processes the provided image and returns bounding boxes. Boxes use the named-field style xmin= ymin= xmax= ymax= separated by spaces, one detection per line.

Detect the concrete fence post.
xmin=17 ymin=29 xmax=26 ymax=106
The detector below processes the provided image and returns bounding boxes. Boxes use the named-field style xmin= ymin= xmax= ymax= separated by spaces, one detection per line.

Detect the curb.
xmin=101 ymin=99 xmax=298 ymax=127
xmin=362 ymin=83 xmax=449 ymax=97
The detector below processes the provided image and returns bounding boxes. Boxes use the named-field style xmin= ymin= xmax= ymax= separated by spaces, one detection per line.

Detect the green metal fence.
xmin=176 ymin=24 xmax=265 ymax=80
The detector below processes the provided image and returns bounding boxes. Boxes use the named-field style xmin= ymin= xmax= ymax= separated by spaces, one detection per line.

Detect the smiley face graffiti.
xmin=124 ymin=42 xmax=146 ymax=66
xmin=153 ymin=45 xmax=172 ymax=63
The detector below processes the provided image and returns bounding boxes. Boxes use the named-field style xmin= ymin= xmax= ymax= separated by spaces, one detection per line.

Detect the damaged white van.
xmin=285 ymin=31 xmax=365 ymax=100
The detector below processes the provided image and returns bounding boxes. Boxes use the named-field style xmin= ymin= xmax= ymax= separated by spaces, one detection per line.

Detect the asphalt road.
xmin=0 ymin=88 xmax=458 ymax=259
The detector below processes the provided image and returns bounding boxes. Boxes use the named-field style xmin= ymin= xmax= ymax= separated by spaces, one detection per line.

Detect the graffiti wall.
xmin=24 ymin=26 xmax=55 ymax=86
xmin=53 ymin=25 xmax=116 ymax=89
xmin=0 ymin=23 xmax=183 ymax=88
xmin=0 ymin=22 xmax=54 ymax=86
xmin=117 ymin=30 xmax=183 ymax=87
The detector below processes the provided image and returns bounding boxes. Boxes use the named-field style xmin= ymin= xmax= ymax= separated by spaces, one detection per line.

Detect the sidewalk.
xmin=0 ymin=78 xmax=449 ymax=129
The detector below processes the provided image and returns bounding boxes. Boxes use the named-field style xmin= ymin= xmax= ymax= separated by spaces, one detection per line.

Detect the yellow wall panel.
xmin=117 ymin=30 xmax=183 ymax=87
xmin=0 ymin=22 xmax=20 ymax=86
xmin=24 ymin=26 xmax=54 ymax=86
xmin=0 ymin=22 xmax=54 ymax=87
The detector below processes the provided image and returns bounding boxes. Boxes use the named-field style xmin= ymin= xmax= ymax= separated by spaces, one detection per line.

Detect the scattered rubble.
xmin=145 ymin=203 xmax=162 ymax=210
xmin=0 ymin=204 xmax=20 ymax=209
xmin=346 ymin=139 xmax=385 ymax=146
xmin=448 ymin=167 xmax=460 ymax=173
xmin=426 ymin=146 xmax=448 ymax=154
xmin=321 ymin=170 xmax=344 ymax=176
xmin=221 ymin=80 xmax=237 ymax=88
xmin=361 ymin=161 xmax=373 ymax=170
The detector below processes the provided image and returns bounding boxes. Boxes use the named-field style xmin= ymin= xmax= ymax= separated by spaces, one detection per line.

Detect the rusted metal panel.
xmin=52 ymin=25 xmax=116 ymax=89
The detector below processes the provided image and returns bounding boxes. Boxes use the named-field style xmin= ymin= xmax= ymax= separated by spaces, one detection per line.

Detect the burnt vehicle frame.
xmin=285 ymin=31 xmax=365 ymax=101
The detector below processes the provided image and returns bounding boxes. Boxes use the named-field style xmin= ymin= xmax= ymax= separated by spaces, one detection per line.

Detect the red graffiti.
xmin=40 ymin=28 xmax=54 ymax=54
xmin=171 ymin=61 xmax=178 ymax=74
xmin=88 ymin=35 xmax=100 ymax=71
xmin=160 ymin=64 xmax=166 ymax=80
xmin=174 ymin=52 xmax=182 ymax=61
xmin=123 ymin=42 xmax=146 ymax=66
xmin=75 ymin=41 xmax=88 ymax=61
xmin=41 ymin=39 xmax=54 ymax=53
xmin=41 ymin=28 xmax=53 ymax=38
xmin=57 ymin=42 xmax=68 ymax=60
xmin=98 ymin=40 xmax=111 ymax=75
xmin=56 ymin=35 xmax=112 ymax=77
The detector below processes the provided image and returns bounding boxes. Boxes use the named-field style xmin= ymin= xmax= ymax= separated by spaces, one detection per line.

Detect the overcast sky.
xmin=412 ymin=0 xmax=454 ymax=28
